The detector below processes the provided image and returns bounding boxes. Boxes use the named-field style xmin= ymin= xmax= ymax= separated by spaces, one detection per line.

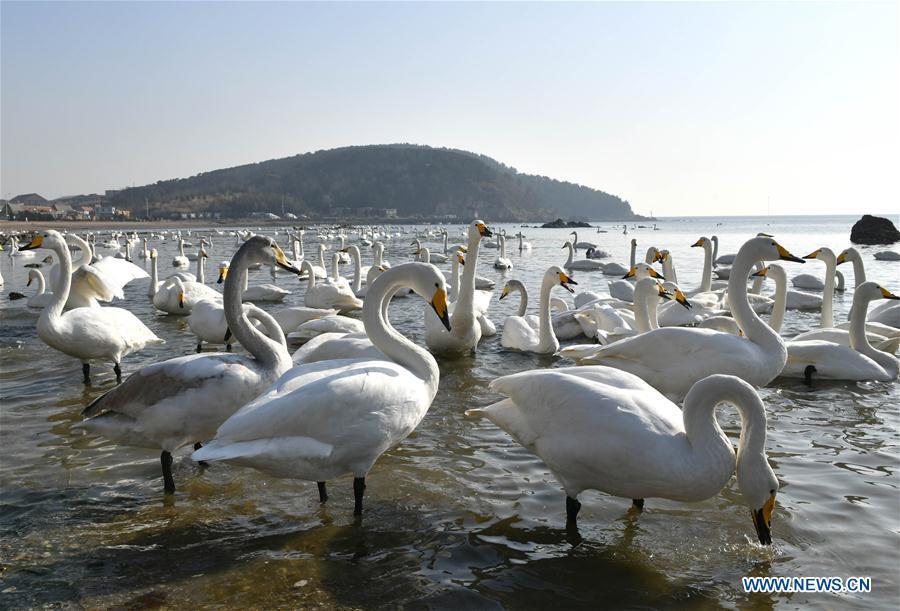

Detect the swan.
xmin=569 ymin=231 xmax=597 ymax=250
xmin=874 ymin=250 xmax=900 ymax=261
xmin=193 ymin=262 xmax=451 ymax=514
xmin=270 ymin=306 xmax=339 ymax=334
xmin=580 ymin=237 xmax=806 ymax=400
xmin=300 ymin=258 xmax=363 ymax=313
xmin=172 ymin=238 xmax=189 ymax=268
xmin=711 ymin=235 xmax=719 ymax=266
xmin=23 ymin=255 xmax=53 ymax=269
xmin=801 ymin=247 xmax=837 ymax=328
xmin=341 ymin=245 xmax=369 ymax=296
xmin=499 ymin=267 xmax=576 ymax=353
xmin=451 ymin=252 xmax=495 ymax=335
xmin=562 ymin=241 xmax=604 ymax=271
xmin=304 ymin=244 xmax=329 ymax=279
xmin=657 ymin=251 xmax=678 ymax=284
xmin=217 ymin=263 xmax=291 ymax=302
xmin=154 ymin=272 xmax=221 ymax=315
xmin=187 ymin=299 xmax=268 ymax=352
xmin=413 ymin=239 xmax=449 ymax=263
xmin=75 ymin=236 xmax=299 ymax=493
xmin=51 ymin=234 xmax=150 ymax=309
xmin=8 ymin=236 xmax=38 ymax=259
xmin=424 ymin=221 xmax=493 ymax=355
xmin=655 ymin=281 xmax=703 ymax=327
xmin=288 ymin=314 xmax=365 ymax=342
xmin=147 ymin=249 xmax=195 ymax=297
xmin=753 ymin=264 xmax=822 ymax=313
xmin=18 ymin=231 xmax=164 ymax=384
xmin=493 ymin=235 xmax=513 ymax=270
xmin=690 ymin=237 xmax=714 ymax=294
xmin=781 ymin=283 xmax=899 ymax=381
xmin=516 ymin=232 xmax=532 ymax=251
xmin=25 ymin=269 xmax=55 ymax=308
xmin=466 ymin=370 xmax=778 ymax=544
xmin=791 ymin=273 xmax=824 ymax=291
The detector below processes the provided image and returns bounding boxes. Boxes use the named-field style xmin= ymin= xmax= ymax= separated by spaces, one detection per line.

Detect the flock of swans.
xmin=4 ymin=220 xmax=899 ymax=549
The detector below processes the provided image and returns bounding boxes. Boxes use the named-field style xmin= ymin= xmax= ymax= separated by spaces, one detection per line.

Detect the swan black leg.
xmin=632 ymin=499 xmax=644 ymax=511
xmin=196 ymin=342 xmax=203 ymax=353
xmin=804 ymin=365 xmax=816 ymax=385
xmin=113 ymin=363 xmax=122 ymax=383
xmin=194 ymin=442 xmax=208 ymax=467
xmin=82 ymin=363 xmax=91 ymax=385
xmin=317 ymin=481 xmax=328 ymax=503
xmin=226 ymin=344 xmax=232 ymax=352
xmin=353 ymin=477 xmax=366 ymax=515
xmin=566 ymin=496 xmax=581 ymax=525
xmin=161 ymin=451 xmax=175 ymax=494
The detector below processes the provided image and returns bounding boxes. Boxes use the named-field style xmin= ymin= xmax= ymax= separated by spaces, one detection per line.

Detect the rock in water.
xmin=850 ymin=215 xmax=900 ymax=245
xmin=541 ymin=218 xmax=592 ymax=228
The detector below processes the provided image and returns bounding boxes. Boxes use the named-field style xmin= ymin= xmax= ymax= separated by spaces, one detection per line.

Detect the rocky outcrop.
xmin=541 ymin=218 xmax=592 ymax=228
xmin=850 ymin=215 xmax=900 ymax=245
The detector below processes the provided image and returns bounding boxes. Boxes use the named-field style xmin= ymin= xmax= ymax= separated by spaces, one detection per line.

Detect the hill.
xmin=107 ymin=144 xmax=645 ymax=222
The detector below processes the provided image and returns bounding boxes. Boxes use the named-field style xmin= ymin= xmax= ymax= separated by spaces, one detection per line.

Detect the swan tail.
xmin=875 ymin=337 xmax=900 ymax=354
xmin=191 ymin=436 xmax=333 ymax=463
xmin=466 ymin=398 xmax=539 ymax=447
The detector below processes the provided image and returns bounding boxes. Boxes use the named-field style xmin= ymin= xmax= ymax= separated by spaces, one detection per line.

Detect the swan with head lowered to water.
xmin=467 ymin=369 xmax=779 ymax=544
xmin=579 ymin=237 xmax=806 ymax=401
xmin=75 ymin=236 xmax=301 ymax=494
xmin=193 ymin=262 xmax=451 ymax=515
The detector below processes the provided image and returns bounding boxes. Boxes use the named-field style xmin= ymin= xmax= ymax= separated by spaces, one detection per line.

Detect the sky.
xmin=2 ymin=1 xmax=898 ymax=217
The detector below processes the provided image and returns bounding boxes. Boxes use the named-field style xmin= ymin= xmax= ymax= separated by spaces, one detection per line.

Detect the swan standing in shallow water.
xmin=19 ymin=231 xmax=164 ymax=384
xmin=76 ymin=236 xmax=300 ymax=493
xmin=499 ymin=267 xmax=576 ymax=353
xmin=579 ymin=237 xmax=806 ymax=401
xmin=562 ymin=241 xmax=604 ymax=271
xmin=493 ymin=234 xmax=513 ymax=270
xmin=193 ymin=263 xmax=451 ymax=515
xmin=467 ymin=370 xmax=778 ymax=544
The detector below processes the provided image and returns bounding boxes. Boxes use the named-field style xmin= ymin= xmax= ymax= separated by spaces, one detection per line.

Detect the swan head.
xmin=623 ymin=263 xmax=664 ymax=281
xmin=662 ymin=281 xmax=691 ymax=309
xmin=471 ymin=220 xmax=493 ymax=239
xmin=456 ymin=253 xmax=466 ymax=266
xmin=802 ymin=247 xmax=836 ymax=265
xmin=691 ymin=237 xmax=708 ymax=248
xmin=737 ymin=446 xmax=779 ymax=546
xmin=19 ymin=229 xmax=66 ymax=252
xmin=835 ymin=247 xmax=859 ymax=266
xmin=217 ymin=262 xmax=229 ymax=284
xmin=744 ymin=236 xmax=805 ymax=264
xmin=857 ymin=282 xmax=900 ymax=303
xmin=546 ymin=266 xmax=577 ymax=293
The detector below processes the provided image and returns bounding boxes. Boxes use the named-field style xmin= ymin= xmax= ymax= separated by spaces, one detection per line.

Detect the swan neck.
xmin=364 ymin=269 xmax=440 ymax=396
xmin=537 ymin=274 xmax=558 ymax=351
xmin=768 ymin=268 xmax=786 ymax=333
xmin=728 ymin=247 xmax=782 ymax=352
xmin=516 ymin=282 xmax=528 ymax=317
xmin=700 ymin=241 xmax=712 ymax=293
xmin=630 ymin=241 xmax=636 ymax=269
xmin=351 ymin=247 xmax=362 ymax=293
xmin=851 ymin=256 xmax=866 ymax=287
xmin=565 ymin=243 xmax=574 ymax=267
xmin=456 ymin=230 xmax=480 ymax=316
xmin=821 ymin=257 xmax=835 ymax=328
xmin=46 ymin=239 xmax=72 ymax=319
xmin=224 ymin=247 xmax=288 ymax=369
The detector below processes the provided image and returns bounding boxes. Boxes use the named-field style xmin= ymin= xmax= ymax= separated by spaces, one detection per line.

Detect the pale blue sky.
xmin=2 ymin=1 xmax=898 ymax=216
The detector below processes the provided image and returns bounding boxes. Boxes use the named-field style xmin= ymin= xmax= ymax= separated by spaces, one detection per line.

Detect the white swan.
xmin=300 ymin=257 xmax=363 ymax=312
xmin=569 ymin=231 xmax=597 ymax=250
xmin=52 ymin=234 xmax=150 ymax=309
xmin=791 ymin=273 xmax=824 ymax=291
xmin=781 ymin=283 xmax=899 ymax=381
xmin=18 ymin=231 xmax=164 ymax=384
xmin=467 ymin=370 xmax=778 ymax=544
xmin=580 ymin=237 xmax=806 ymax=400
xmin=187 ymin=299 xmax=271 ymax=352
xmin=147 ymin=249 xmax=195 ymax=297
xmin=270 ymin=306 xmax=339 ymax=334
xmin=493 ymin=234 xmax=513 ymax=270
xmin=690 ymin=237 xmax=714 ymax=294
xmin=76 ymin=236 xmax=298 ymax=493
xmin=193 ymin=262 xmax=451 ymax=514
xmin=172 ymin=238 xmax=189 ymax=268
xmin=874 ymin=250 xmax=900 ymax=261
xmin=516 ymin=232 xmax=532 ymax=251
xmin=499 ymin=267 xmax=576 ymax=353
xmin=153 ymin=271 xmax=222 ymax=314
xmin=288 ymin=314 xmax=365 ymax=342
xmin=341 ymin=244 xmax=369 ymax=296
xmin=24 ymin=269 xmax=55 ymax=308
xmin=424 ymin=221 xmax=492 ymax=355
xmin=562 ymin=241 xmax=604 ymax=271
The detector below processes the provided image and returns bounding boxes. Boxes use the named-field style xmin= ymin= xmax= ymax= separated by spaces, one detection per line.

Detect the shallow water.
xmin=1 ymin=215 xmax=898 ymax=609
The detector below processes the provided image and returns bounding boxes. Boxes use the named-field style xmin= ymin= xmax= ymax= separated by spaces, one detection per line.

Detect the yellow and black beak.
xmin=26 ymin=276 xmax=33 ymax=287
xmin=178 ymin=292 xmax=185 ymax=309
xmin=18 ymin=235 xmax=43 ymax=251
xmin=836 ymin=252 xmax=847 ymax=265
xmin=622 ymin=267 xmax=636 ymax=279
xmin=777 ymin=243 xmax=806 ymax=264
xmin=657 ymin=284 xmax=671 ymax=301
xmin=499 ymin=285 xmax=510 ymax=300
xmin=410 ymin=240 xmax=418 ymax=246
xmin=458 ymin=246 xmax=468 ymax=254
xmin=431 ymin=286 xmax=451 ymax=331
xmin=340 ymin=247 xmax=349 ymax=253
xmin=558 ymin=272 xmax=577 ymax=293
xmin=217 ymin=267 xmax=228 ymax=284
xmin=274 ymin=245 xmax=302 ymax=275
xmin=674 ymin=289 xmax=692 ymax=310
xmin=457 ymin=254 xmax=466 ymax=266
xmin=477 ymin=223 xmax=493 ymax=238
xmin=879 ymin=287 xmax=900 ymax=300
xmin=691 ymin=238 xmax=705 ymax=248
xmin=751 ymin=266 xmax=770 ymax=278
xmin=803 ymin=248 xmax=821 ymax=260
xmin=648 ymin=267 xmax=665 ymax=280
xmin=751 ymin=494 xmax=776 ymax=546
